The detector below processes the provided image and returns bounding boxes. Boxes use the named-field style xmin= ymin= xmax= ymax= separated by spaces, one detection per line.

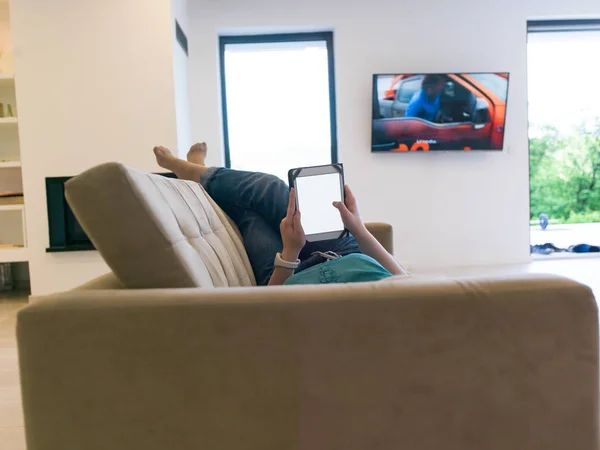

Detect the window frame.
xmin=218 ymin=32 xmax=338 ymax=168
xmin=528 ymin=19 xmax=600 ymax=34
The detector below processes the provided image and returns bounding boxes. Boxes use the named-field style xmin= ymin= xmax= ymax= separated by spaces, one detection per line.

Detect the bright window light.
xmin=528 ymin=31 xmax=600 ymax=136
xmin=221 ymin=35 xmax=336 ymax=181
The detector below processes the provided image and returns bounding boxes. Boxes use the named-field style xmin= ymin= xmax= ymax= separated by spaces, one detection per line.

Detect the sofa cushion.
xmin=65 ymin=162 xmax=256 ymax=289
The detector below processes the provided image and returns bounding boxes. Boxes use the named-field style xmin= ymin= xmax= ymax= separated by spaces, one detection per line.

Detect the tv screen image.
xmin=372 ymin=73 xmax=509 ymax=152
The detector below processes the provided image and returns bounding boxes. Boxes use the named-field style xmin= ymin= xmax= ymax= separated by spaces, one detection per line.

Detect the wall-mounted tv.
xmin=372 ymin=73 xmax=509 ymax=152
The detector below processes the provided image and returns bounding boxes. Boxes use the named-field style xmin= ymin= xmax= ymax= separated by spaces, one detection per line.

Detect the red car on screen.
xmin=372 ymin=73 xmax=508 ymax=151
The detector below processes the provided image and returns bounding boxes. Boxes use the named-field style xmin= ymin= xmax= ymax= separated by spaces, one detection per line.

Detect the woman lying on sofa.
xmin=154 ymin=143 xmax=407 ymax=286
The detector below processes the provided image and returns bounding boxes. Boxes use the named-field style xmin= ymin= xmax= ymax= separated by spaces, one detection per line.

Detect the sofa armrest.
xmin=365 ymin=222 xmax=393 ymax=254
xmin=17 ymin=274 xmax=598 ymax=450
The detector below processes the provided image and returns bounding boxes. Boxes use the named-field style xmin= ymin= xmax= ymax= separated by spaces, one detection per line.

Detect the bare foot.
xmin=187 ymin=142 xmax=207 ymax=165
xmin=153 ymin=145 xmax=208 ymax=181
xmin=153 ymin=146 xmax=178 ymax=170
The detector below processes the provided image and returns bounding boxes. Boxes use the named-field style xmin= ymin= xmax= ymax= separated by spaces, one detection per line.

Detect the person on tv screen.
xmin=404 ymin=74 xmax=445 ymax=122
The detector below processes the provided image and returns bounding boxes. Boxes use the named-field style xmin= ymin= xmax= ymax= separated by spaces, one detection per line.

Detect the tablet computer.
xmin=288 ymin=163 xmax=346 ymax=242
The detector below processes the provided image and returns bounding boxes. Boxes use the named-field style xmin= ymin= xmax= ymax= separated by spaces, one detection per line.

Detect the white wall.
xmin=10 ymin=0 xmax=179 ymax=294
xmin=0 ymin=0 xmax=14 ymax=75
xmin=188 ymin=0 xmax=600 ymax=271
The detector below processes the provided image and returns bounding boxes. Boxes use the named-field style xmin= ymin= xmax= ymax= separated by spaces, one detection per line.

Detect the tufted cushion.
xmin=65 ymin=162 xmax=256 ymax=289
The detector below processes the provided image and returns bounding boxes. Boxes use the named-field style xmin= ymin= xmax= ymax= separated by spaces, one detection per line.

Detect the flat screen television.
xmin=372 ymin=73 xmax=509 ymax=152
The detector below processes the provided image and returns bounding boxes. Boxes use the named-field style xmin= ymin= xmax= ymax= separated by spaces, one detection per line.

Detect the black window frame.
xmin=218 ymin=31 xmax=338 ymax=168
xmin=526 ymin=18 xmax=600 ymax=245
xmin=528 ymin=18 xmax=600 ymax=34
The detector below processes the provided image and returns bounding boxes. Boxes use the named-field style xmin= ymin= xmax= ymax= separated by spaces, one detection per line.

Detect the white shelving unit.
xmin=0 ymin=194 xmax=28 ymax=270
xmin=0 ymin=0 xmax=29 ymax=294
xmin=0 ymin=160 xmax=19 ymax=168
xmin=0 ymin=83 xmax=25 ymax=267
xmin=0 ymin=247 xmax=28 ymax=264
xmin=0 ymin=70 xmax=24 ymax=264
xmin=0 ymin=117 xmax=17 ymax=125
xmin=0 ymin=204 xmax=23 ymax=212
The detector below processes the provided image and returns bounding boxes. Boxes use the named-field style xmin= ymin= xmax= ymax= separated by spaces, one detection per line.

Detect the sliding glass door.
xmin=528 ymin=20 xmax=600 ymax=254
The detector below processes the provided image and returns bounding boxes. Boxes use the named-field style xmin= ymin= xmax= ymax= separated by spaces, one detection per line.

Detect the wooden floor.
xmin=0 ymin=257 xmax=599 ymax=450
xmin=0 ymin=294 xmax=27 ymax=450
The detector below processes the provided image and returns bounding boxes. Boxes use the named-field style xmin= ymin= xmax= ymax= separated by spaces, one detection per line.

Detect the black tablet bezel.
xmin=288 ymin=163 xmax=346 ymax=242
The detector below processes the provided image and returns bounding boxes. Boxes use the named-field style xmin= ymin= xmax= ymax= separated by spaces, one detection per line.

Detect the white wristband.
xmin=274 ymin=252 xmax=300 ymax=269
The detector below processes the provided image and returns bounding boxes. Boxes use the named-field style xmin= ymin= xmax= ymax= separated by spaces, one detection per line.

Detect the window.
xmin=396 ymin=76 xmax=423 ymax=103
xmin=441 ymin=80 xmax=475 ymax=123
xmin=469 ymin=73 xmax=508 ymax=102
xmin=473 ymin=105 xmax=490 ymax=125
xmin=527 ymin=19 xmax=600 ymax=251
xmin=219 ymin=32 xmax=337 ymax=181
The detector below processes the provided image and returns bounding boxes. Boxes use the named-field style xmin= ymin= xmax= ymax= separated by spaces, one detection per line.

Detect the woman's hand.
xmin=333 ymin=185 xmax=407 ymax=275
xmin=333 ymin=185 xmax=366 ymax=237
xmin=280 ymin=188 xmax=305 ymax=260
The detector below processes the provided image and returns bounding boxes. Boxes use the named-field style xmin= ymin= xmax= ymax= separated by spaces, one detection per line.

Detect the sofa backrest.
xmin=65 ymin=162 xmax=255 ymax=289
xmin=17 ymin=274 xmax=599 ymax=450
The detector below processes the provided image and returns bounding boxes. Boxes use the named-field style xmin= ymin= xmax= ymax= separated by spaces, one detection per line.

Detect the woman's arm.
xmin=404 ymin=91 xmax=422 ymax=118
xmin=333 ymin=185 xmax=407 ymax=276
xmin=267 ymin=248 xmax=302 ymax=286
xmin=352 ymin=227 xmax=408 ymax=276
xmin=268 ymin=188 xmax=306 ymax=286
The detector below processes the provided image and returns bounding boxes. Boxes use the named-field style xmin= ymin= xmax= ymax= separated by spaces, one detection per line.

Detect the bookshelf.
xmin=0 ymin=0 xmax=29 ymax=292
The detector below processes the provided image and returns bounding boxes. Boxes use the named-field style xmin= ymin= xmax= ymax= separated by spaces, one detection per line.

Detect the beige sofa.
xmin=17 ymin=163 xmax=599 ymax=450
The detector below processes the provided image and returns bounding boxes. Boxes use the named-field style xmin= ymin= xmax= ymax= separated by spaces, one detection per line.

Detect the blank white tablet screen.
xmin=295 ymin=173 xmax=344 ymax=235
